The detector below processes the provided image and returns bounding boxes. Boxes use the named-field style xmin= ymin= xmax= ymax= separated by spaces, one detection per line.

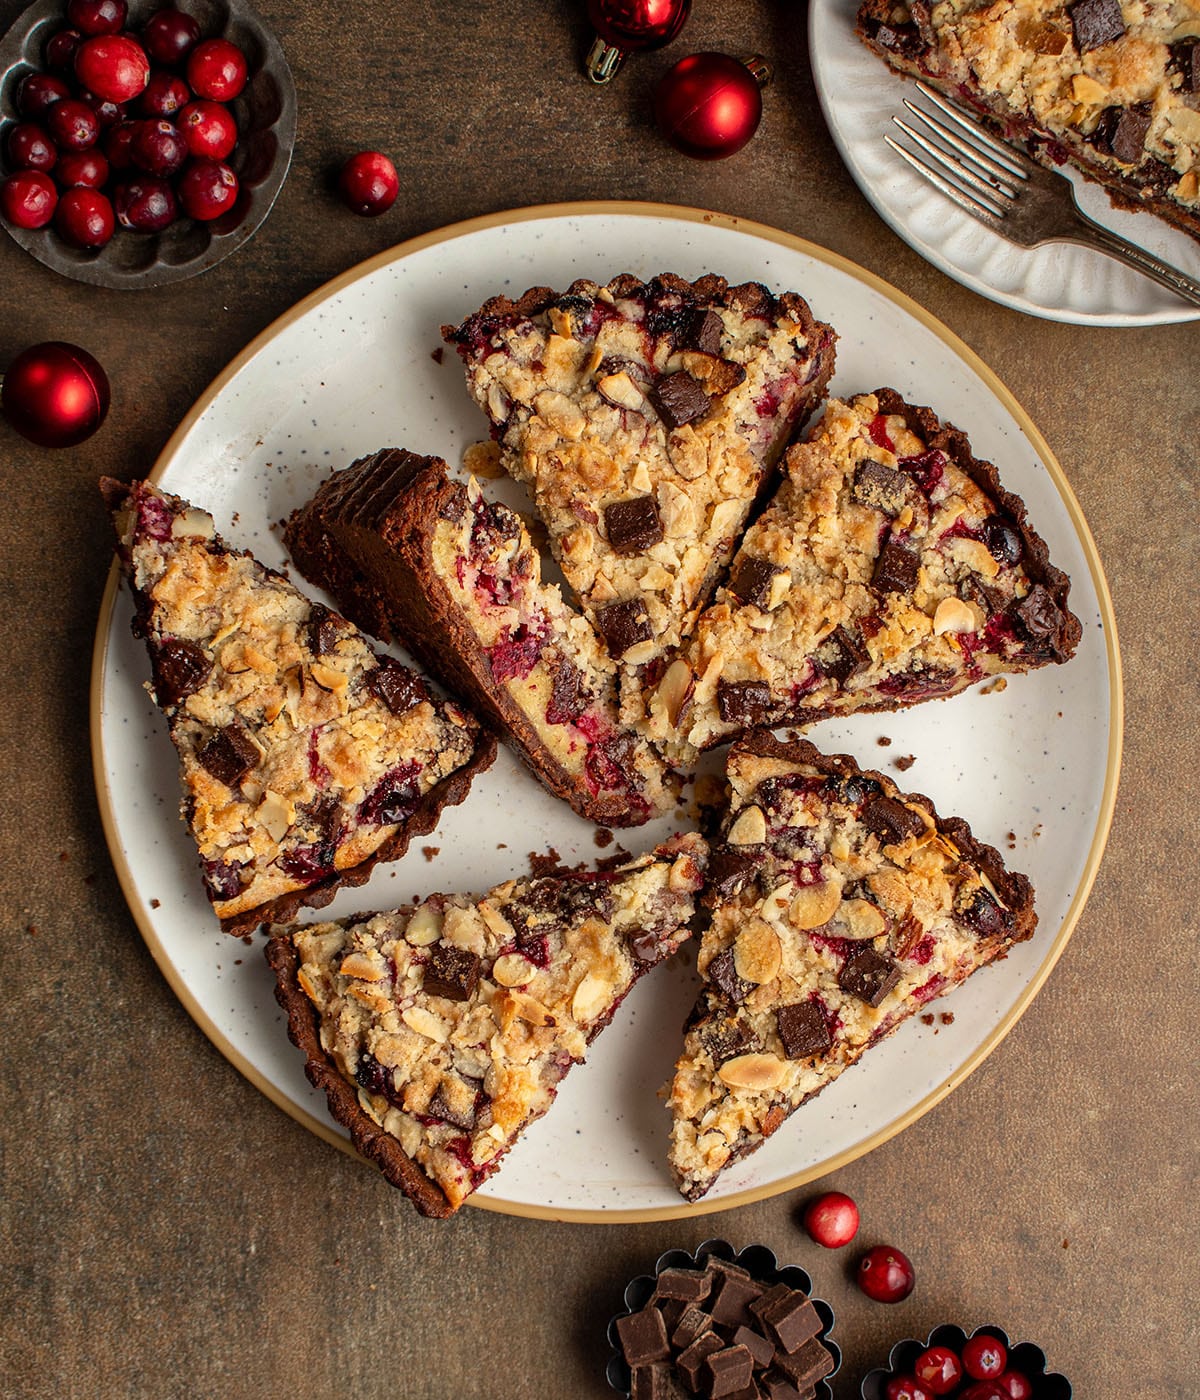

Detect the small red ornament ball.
xmin=1 ymin=342 xmax=110 ymax=448
xmin=654 ymin=52 xmax=766 ymax=159
xmin=587 ymin=0 xmax=691 ymax=50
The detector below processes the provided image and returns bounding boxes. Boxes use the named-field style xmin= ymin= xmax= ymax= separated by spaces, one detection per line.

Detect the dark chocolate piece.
xmin=422 ymin=944 xmax=480 ymax=1002
xmin=709 ymin=1275 xmax=765 ymax=1329
xmin=650 ymin=372 xmax=712 ymax=429
xmin=861 ymin=795 xmax=925 ymax=846
xmin=761 ymin=1373 xmax=807 ymax=1400
xmin=597 ymin=597 xmax=653 ymax=657
xmin=733 ymin=1326 xmax=775 ymax=1370
xmin=617 ymin=1306 xmax=672 ymax=1368
xmin=1170 ymin=39 xmax=1200 ymax=92
xmin=1069 ymin=0 xmax=1125 ymax=51
xmin=426 ymin=1075 xmax=479 ymax=1130
xmin=631 ymin=1362 xmax=689 ymax=1400
xmin=717 ymin=679 xmax=774 ymax=725
xmin=852 ymin=459 xmax=915 ymax=515
xmin=677 ymin=1332 xmax=725 ymax=1391
xmin=699 ymin=1014 xmax=756 ymax=1062
xmin=546 ymin=657 xmax=588 ymax=725
xmin=307 ymin=604 xmax=343 ymax=656
xmin=704 ymin=1345 xmax=755 ymax=1398
xmin=707 ymin=948 xmax=752 ymax=1005
xmin=729 ymin=555 xmax=785 ymax=609
xmin=705 ymin=847 xmax=762 ymax=902
xmin=368 ymin=658 xmax=423 ymax=715
xmin=683 ymin=307 xmax=725 ymax=354
xmin=151 ymin=637 xmax=210 ymax=707
xmin=671 ymin=1304 xmax=715 ymax=1351
xmin=704 ymin=1256 xmax=753 ymax=1283
xmin=773 ymin=1337 xmax=834 ymax=1389
xmin=604 ymin=497 xmax=665 ymax=555
xmin=1013 ymin=583 xmax=1063 ymax=639
xmin=756 ymin=1292 xmax=821 ymax=1354
xmin=816 ymin=624 xmax=868 ymax=686
xmin=838 ymin=947 xmax=901 ymax=1007
xmin=655 ymin=1268 xmax=713 ymax=1304
xmin=871 ymin=538 xmax=920 ymax=593
xmin=776 ymin=1002 xmax=832 ymax=1060
xmin=197 ymin=722 xmax=259 ymax=788
xmin=1091 ymin=103 xmax=1152 ymax=163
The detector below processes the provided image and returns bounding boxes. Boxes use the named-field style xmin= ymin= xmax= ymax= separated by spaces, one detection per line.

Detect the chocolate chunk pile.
xmin=615 ymin=1255 xmax=835 ymax=1399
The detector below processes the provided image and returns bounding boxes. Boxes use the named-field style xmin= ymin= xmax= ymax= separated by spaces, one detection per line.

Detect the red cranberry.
xmin=960 ymin=1384 xmax=1008 ymax=1400
xmin=45 ymin=28 xmax=84 ymax=72
xmin=995 ymin=1371 xmax=1035 ymax=1400
xmin=55 ymin=148 xmax=109 ymax=187
xmin=338 ymin=150 xmax=399 ymax=216
xmin=913 ymin=1346 xmax=964 ymax=1395
xmin=47 ymin=97 xmax=101 ymax=152
xmin=132 ymin=119 xmax=187 ymax=177
xmin=177 ymin=99 xmax=236 ymax=159
xmin=75 ymin=35 xmax=150 ymax=103
xmin=186 ymin=39 xmax=248 ymax=101
xmin=66 ymin=0 xmax=127 ymax=37
xmin=17 ymin=72 xmax=70 ymax=119
xmin=141 ymin=7 xmax=201 ymax=65
xmin=1 ymin=170 xmax=58 ymax=228
xmin=113 ymin=175 xmax=177 ymax=231
xmin=5 ymin=123 xmax=57 ymax=173
xmin=801 ymin=1190 xmax=860 ymax=1249
xmin=177 ymin=158 xmax=238 ymax=219
xmin=104 ymin=119 xmax=140 ymax=170
xmin=962 ymin=1335 xmax=1008 ymax=1381
xmin=77 ymin=87 xmax=126 ymax=128
xmin=140 ymin=71 xmax=190 ymax=119
xmin=885 ymin=1379 xmax=934 ymax=1400
xmin=54 ymin=185 xmax=115 ymax=247
xmin=855 ymin=1245 xmax=915 ymax=1303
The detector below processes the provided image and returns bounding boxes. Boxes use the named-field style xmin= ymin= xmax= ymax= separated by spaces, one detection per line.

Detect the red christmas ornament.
xmin=585 ymin=0 xmax=691 ymax=83
xmin=654 ymin=52 xmax=772 ymax=159
xmin=1 ymin=341 xmax=110 ymax=448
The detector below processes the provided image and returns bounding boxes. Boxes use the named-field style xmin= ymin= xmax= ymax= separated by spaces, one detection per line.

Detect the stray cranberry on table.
xmin=338 ymin=150 xmax=399 ymax=216
xmin=855 ymin=1244 xmax=915 ymax=1303
xmin=801 ymin=1189 xmax=860 ymax=1248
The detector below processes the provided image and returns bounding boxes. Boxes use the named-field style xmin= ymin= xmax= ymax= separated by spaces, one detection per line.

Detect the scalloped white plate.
xmin=91 ymin=203 xmax=1121 ymax=1221
xmin=810 ymin=0 xmax=1200 ymax=326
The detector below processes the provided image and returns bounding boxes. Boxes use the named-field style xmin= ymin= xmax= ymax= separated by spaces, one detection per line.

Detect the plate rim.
xmin=88 ymin=198 xmax=1124 ymax=1223
xmin=807 ymin=0 xmax=1200 ymax=329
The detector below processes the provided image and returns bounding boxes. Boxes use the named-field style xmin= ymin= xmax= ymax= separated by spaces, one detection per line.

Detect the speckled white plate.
xmin=810 ymin=0 xmax=1200 ymax=326
xmin=90 ymin=203 xmax=1121 ymax=1221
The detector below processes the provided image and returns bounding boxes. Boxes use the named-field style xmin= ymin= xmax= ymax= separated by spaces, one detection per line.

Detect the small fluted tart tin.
xmin=860 ymin=1323 xmax=1071 ymax=1399
xmin=606 ymin=1237 xmax=840 ymax=1398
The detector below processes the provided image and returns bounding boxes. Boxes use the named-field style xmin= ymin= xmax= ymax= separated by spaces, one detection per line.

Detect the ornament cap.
xmin=585 ymin=35 xmax=625 ymax=83
xmin=741 ymin=54 xmax=774 ymax=88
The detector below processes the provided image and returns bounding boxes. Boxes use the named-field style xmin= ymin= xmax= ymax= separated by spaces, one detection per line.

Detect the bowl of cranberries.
xmin=860 ymin=1323 xmax=1071 ymax=1400
xmin=0 ymin=0 xmax=295 ymax=286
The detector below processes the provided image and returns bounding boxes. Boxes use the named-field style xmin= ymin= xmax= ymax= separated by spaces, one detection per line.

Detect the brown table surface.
xmin=2 ymin=1 xmax=1195 ymax=1395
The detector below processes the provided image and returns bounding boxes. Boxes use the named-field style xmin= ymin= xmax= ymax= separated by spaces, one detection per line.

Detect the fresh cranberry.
xmin=54 ymin=186 xmax=115 ymax=247
xmin=959 ymin=1384 xmax=1008 ymax=1400
xmin=113 ymin=175 xmax=177 ymax=231
xmin=913 ymin=1346 xmax=964 ymax=1395
xmin=5 ymin=123 xmax=57 ymax=173
xmin=141 ymin=7 xmax=201 ymax=65
xmin=77 ymin=87 xmax=126 ymax=127
xmin=855 ymin=1244 xmax=915 ymax=1303
xmin=1 ymin=170 xmax=58 ymax=228
xmin=139 ymin=70 xmax=190 ymax=118
xmin=801 ymin=1190 xmax=860 ymax=1249
xmin=186 ymin=38 xmax=248 ymax=101
xmin=104 ymin=119 xmax=139 ymax=169
xmin=995 ymin=1371 xmax=1034 ymax=1400
xmin=66 ymin=0 xmax=127 ymax=36
xmin=17 ymin=72 xmax=70 ymax=119
xmin=132 ymin=119 xmax=187 ymax=177
xmin=45 ymin=28 xmax=83 ymax=72
xmin=962 ymin=1335 xmax=1008 ymax=1380
xmin=177 ymin=99 xmax=237 ymax=159
xmin=885 ymin=1378 xmax=934 ymax=1400
xmin=338 ymin=150 xmax=399 ymax=216
xmin=46 ymin=97 xmax=101 ymax=151
xmin=177 ymin=158 xmax=238 ymax=219
xmin=55 ymin=148 xmax=109 ymax=186
xmin=75 ymin=34 xmax=150 ymax=103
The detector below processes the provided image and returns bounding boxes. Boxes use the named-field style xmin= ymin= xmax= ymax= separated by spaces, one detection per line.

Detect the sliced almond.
xmin=534 ymin=389 xmax=586 ymax=439
xmin=1167 ymin=106 xmax=1200 ymax=145
xmin=933 ymin=596 xmax=980 ymax=636
xmin=490 ymin=952 xmax=532 ymax=988
xmin=669 ymin=851 xmax=704 ymax=893
xmin=727 ymin=805 xmax=767 ymax=847
xmin=1177 ymin=169 xmax=1200 ymax=201
xmin=947 ymin=536 xmax=1000 ymax=580
xmin=760 ymin=881 xmax=793 ymax=924
xmin=734 ymin=923 xmax=782 ymax=985
xmin=839 ymin=898 xmax=887 ymax=941
xmin=547 ymin=306 xmax=574 ymax=339
xmin=718 ymin=1053 xmax=787 ymax=1092
xmin=477 ymin=900 xmax=516 ymax=945
xmin=171 ymin=508 xmax=215 ymax=540
xmin=402 ymin=1005 xmax=449 ymax=1042
xmin=485 ymin=383 xmax=511 ymax=423
xmin=507 ymin=989 xmax=554 ymax=1026
xmin=443 ymin=905 xmax=486 ymax=956
xmin=655 ymin=659 xmax=695 ymax=729
xmin=707 ymin=499 xmax=744 ymax=540
xmin=338 ymin=949 xmax=387 ymax=982
xmin=309 ymin=661 xmax=348 ymax=693
xmin=1071 ymin=73 xmax=1108 ymax=104
xmin=597 ymin=371 xmax=646 ymax=413
xmin=255 ymin=789 xmax=292 ymax=842
xmin=405 ymin=905 xmax=442 ymax=946
xmin=571 ymin=972 xmax=613 ymax=1023
xmin=789 ymin=875 xmax=844 ymax=930
xmin=463 ymin=439 xmax=504 ymax=479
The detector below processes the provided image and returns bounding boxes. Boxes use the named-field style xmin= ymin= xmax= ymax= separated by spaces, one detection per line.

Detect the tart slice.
xmin=642 ymin=389 xmax=1081 ymax=756
xmin=102 ymin=478 xmax=495 ymax=935
xmin=667 ymin=732 xmax=1035 ymax=1202
xmin=266 ymin=832 xmax=708 ymax=1216
xmin=284 ymin=449 xmax=678 ymax=827
xmin=443 ymin=272 xmax=836 ymax=671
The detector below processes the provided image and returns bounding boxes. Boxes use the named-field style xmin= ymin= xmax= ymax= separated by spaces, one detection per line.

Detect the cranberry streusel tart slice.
xmin=667 ymin=733 xmax=1035 ymax=1201
xmin=102 ymin=478 xmax=495 ymax=935
xmin=267 ymin=832 xmax=708 ymax=1216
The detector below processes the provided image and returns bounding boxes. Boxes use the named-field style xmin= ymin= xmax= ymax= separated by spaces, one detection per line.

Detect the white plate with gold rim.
xmin=90 ymin=202 xmax=1121 ymax=1222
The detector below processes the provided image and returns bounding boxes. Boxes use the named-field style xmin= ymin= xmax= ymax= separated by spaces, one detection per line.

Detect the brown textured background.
xmin=1 ymin=1 xmax=1195 ymax=1396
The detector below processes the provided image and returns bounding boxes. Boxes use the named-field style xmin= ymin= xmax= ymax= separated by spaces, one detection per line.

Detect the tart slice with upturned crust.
xmin=267 ymin=832 xmax=708 ymax=1216
xmin=641 ymin=389 xmax=1081 ymax=757
xmin=667 ymin=733 xmax=1035 ymax=1202
xmin=284 ymin=449 xmax=678 ymax=827
xmin=443 ymin=272 xmax=836 ymax=674
xmin=102 ymin=478 xmax=495 ymax=935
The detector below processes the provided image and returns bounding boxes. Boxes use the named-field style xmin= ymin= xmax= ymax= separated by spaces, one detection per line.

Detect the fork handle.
xmin=1066 ymin=207 xmax=1200 ymax=308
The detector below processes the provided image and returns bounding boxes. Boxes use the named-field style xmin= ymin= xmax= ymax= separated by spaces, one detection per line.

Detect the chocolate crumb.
xmin=894 ymin=754 xmax=916 ymax=771
xmin=594 ymin=827 xmax=615 ymax=848
xmin=421 ymin=846 xmax=440 ymax=862
xmin=59 ymin=851 xmax=70 ymax=862
xmin=940 ymin=1011 xmax=954 ymax=1024
xmin=877 ymin=736 xmax=892 ymax=747
xmin=430 ymin=346 xmax=444 ymax=363
xmin=150 ymin=898 xmax=161 ymax=909
xmin=921 ymin=1013 xmax=935 ymax=1025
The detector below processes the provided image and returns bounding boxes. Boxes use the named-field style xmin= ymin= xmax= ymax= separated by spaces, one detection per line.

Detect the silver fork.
xmin=886 ymin=81 xmax=1200 ymax=309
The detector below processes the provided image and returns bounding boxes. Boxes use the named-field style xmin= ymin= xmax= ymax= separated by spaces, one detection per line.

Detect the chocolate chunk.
xmin=1170 ymin=40 xmax=1200 ymax=92
xmin=773 ymin=1337 xmax=834 ymax=1389
xmin=1013 ymin=583 xmax=1063 ymax=639
xmin=671 ymin=1304 xmax=715 ymax=1351
xmin=307 ymin=604 xmax=343 ymax=656
xmin=677 ymin=1332 xmax=725 ymax=1390
xmin=604 ymin=497 xmax=665 ymax=555
xmin=198 ymin=722 xmax=259 ymax=788
xmin=838 ymin=947 xmax=902 ymax=1007
xmin=776 ymin=1002 xmax=832 ymax=1060
xmin=631 ymin=1363 xmax=688 ymax=1400
xmin=862 ymin=795 xmax=925 ymax=846
xmin=698 ymin=1013 xmax=756 ymax=1061
xmin=597 ymin=597 xmax=653 ymax=657
xmin=729 ymin=555 xmax=785 ymax=609
xmin=1069 ymin=0 xmax=1124 ymax=51
xmin=733 ymin=1326 xmax=776 ymax=1370
xmin=707 ymin=948 xmax=752 ymax=1005
xmin=546 ymin=657 xmax=589 ymax=725
xmin=682 ymin=307 xmax=725 ymax=354
xmin=426 ymin=1074 xmax=480 ymax=1130
xmin=369 ymin=658 xmax=423 ymax=715
xmin=852 ymin=459 xmax=915 ymax=515
xmin=717 ymin=679 xmax=775 ymax=725
xmin=871 ymin=538 xmax=920 ymax=593
xmin=761 ymin=1373 xmax=807 ymax=1400
xmin=704 ymin=1345 xmax=755 ymax=1398
xmin=151 ymin=637 xmax=210 ymax=707
xmin=705 ymin=847 xmax=762 ymax=902
xmin=650 ymin=371 xmax=712 ymax=429
xmin=704 ymin=1255 xmax=753 ymax=1282
xmin=655 ymin=1268 xmax=713 ymax=1304
xmin=816 ymin=624 xmax=868 ymax=686
xmin=756 ymin=1292 xmax=821 ymax=1354
xmin=1090 ymin=102 xmax=1152 ymax=163
xmin=629 ymin=928 xmax=667 ymax=963
xmin=710 ymin=1275 xmax=765 ymax=1329
xmin=617 ymin=1307 xmax=671 ymax=1368
xmin=422 ymin=944 xmax=480 ymax=1002
xmin=956 ymin=885 xmax=1012 ymax=939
